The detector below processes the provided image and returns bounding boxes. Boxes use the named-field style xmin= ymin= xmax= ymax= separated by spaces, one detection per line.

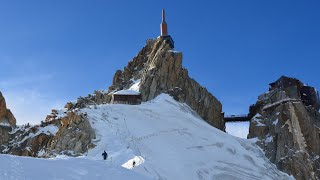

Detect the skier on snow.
xmin=102 ymin=150 xmax=108 ymax=160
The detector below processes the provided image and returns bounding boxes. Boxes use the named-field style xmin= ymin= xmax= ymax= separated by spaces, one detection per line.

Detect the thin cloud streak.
xmin=3 ymin=89 xmax=65 ymax=125
xmin=0 ymin=74 xmax=54 ymax=89
xmin=0 ymin=73 xmax=64 ymax=125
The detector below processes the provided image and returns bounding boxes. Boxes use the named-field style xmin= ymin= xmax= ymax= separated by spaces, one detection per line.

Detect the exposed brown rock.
xmin=248 ymin=76 xmax=320 ymax=180
xmin=0 ymin=92 xmax=16 ymax=127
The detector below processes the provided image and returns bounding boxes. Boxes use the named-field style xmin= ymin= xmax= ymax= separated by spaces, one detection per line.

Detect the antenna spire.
xmin=162 ymin=8 xmax=166 ymax=23
xmin=160 ymin=8 xmax=168 ymax=36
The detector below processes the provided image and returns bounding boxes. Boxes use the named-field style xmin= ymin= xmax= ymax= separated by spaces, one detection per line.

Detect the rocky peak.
xmin=248 ymin=76 xmax=320 ymax=180
xmin=0 ymin=36 xmax=224 ymax=158
xmin=107 ymin=37 xmax=225 ymax=130
xmin=0 ymin=91 xmax=16 ymax=128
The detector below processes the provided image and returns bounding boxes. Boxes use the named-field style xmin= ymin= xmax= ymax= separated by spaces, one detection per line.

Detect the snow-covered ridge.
xmin=80 ymin=94 xmax=292 ymax=180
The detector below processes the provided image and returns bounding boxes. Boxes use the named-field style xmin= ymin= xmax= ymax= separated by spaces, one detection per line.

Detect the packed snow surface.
xmin=0 ymin=155 xmax=150 ymax=180
xmin=1 ymin=94 xmax=292 ymax=180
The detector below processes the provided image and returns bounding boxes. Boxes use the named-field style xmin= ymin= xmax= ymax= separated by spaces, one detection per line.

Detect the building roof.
xmin=113 ymin=90 xmax=141 ymax=95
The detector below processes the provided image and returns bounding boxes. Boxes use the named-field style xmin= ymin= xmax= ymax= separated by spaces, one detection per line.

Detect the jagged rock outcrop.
xmin=0 ymin=92 xmax=16 ymax=128
xmin=248 ymin=76 xmax=320 ymax=180
xmin=45 ymin=111 xmax=96 ymax=156
xmin=0 ymin=105 xmax=96 ymax=157
xmin=107 ymin=37 xmax=225 ymax=130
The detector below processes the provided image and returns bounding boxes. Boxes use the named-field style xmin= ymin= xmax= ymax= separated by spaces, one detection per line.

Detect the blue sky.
xmin=0 ymin=1 xmax=319 ymax=136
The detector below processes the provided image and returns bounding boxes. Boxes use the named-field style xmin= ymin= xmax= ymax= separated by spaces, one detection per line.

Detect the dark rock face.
xmin=248 ymin=76 xmax=320 ymax=180
xmin=107 ymin=37 xmax=225 ymax=130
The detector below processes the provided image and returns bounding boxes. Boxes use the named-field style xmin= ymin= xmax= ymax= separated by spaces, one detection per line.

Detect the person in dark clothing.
xmin=102 ymin=150 xmax=108 ymax=160
xmin=133 ymin=161 xmax=136 ymax=167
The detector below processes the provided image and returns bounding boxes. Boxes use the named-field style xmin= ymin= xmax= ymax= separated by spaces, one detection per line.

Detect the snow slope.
xmin=83 ymin=94 xmax=292 ymax=180
xmin=0 ymin=155 xmax=150 ymax=180
xmin=0 ymin=94 xmax=292 ymax=180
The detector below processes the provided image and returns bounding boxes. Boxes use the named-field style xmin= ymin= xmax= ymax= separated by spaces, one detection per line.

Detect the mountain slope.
xmin=80 ymin=94 xmax=291 ymax=180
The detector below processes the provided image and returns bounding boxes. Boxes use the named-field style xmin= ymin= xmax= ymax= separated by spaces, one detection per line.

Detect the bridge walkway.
xmin=224 ymin=114 xmax=251 ymax=122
